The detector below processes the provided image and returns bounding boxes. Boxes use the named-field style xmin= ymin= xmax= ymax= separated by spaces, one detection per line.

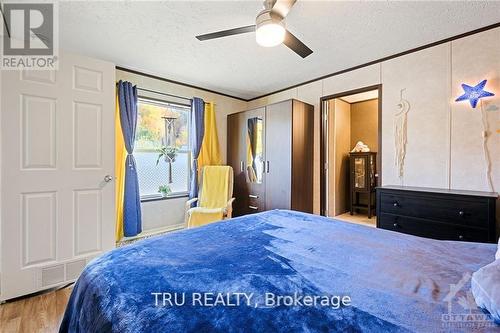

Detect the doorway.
xmin=320 ymin=85 xmax=382 ymax=226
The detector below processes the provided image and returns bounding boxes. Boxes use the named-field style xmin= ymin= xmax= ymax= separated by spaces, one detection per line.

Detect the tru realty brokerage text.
xmin=151 ymin=292 xmax=351 ymax=309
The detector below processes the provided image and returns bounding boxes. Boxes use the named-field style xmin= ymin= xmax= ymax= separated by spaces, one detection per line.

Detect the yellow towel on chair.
xmin=188 ymin=207 xmax=225 ymax=228
xmin=188 ymin=166 xmax=231 ymax=227
xmin=199 ymin=166 xmax=230 ymax=208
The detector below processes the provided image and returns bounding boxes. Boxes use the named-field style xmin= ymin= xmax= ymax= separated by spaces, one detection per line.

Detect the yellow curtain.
xmin=197 ymin=102 xmax=222 ymax=172
xmin=115 ymin=94 xmax=126 ymax=242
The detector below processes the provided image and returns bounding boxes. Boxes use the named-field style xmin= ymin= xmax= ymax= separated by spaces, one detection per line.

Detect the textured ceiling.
xmin=59 ymin=1 xmax=500 ymax=100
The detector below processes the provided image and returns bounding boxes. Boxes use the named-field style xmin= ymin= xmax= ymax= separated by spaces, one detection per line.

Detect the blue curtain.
xmin=118 ymin=80 xmax=142 ymax=237
xmin=189 ymin=97 xmax=205 ymax=199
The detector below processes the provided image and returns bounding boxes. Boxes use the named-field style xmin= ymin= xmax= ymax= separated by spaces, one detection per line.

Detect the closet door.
xmin=243 ymin=108 xmax=266 ymax=213
xmin=265 ymin=101 xmax=292 ymax=210
xmin=227 ymin=112 xmax=247 ymax=216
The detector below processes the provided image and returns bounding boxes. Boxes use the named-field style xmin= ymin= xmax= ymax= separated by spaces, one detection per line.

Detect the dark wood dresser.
xmin=376 ymin=186 xmax=498 ymax=243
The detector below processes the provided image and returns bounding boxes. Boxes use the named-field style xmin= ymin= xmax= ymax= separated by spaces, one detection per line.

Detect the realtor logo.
xmin=1 ymin=2 xmax=58 ymax=69
xmin=441 ymin=272 xmax=495 ymax=330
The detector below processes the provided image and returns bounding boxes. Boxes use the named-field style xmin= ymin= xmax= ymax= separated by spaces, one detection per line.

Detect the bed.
xmin=60 ymin=210 xmax=498 ymax=332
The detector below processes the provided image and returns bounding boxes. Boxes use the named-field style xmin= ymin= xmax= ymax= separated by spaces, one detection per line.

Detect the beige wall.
xmin=116 ymin=69 xmax=247 ymax=231
xmin=350 ymin=99 xmax=378 ymax=152
xmin=246 ymin=27 xmax=500 ymax=218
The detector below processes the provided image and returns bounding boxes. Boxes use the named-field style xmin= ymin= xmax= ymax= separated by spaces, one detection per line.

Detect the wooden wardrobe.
xmin=227 ymin=99 xmax=314 ymax=217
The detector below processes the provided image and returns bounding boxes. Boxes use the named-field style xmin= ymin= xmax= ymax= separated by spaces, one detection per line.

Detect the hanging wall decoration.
xmin=455 ymin=79 xmax=496 ymax=192
xmin=394 ymin=88 xmax=410 ymax=180
xmin=455 ymin=79 xmax=494 ymax=108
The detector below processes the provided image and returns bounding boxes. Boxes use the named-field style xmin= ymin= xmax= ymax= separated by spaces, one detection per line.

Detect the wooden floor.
xmin=0 ymin=286 xmax=72 ymax=333
xmin=334 ymin=212 xmax=376 ymax=228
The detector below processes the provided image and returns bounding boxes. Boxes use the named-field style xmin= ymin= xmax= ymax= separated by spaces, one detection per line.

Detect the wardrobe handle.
xmin=266 ymin=161 xmax=270 ymax=173
xmin=240 ymin=161 xmax=244 ymax=172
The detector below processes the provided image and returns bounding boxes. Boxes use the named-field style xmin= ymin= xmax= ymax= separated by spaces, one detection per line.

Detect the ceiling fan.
xmin=195 ymin=0 xmax=312 ymax=58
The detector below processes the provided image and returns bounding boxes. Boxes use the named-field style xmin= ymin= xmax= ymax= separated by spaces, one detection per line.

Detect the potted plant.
xmin=156 ymin=146 xmax=179 ymax=164
xmin=156 ymin=146 xmax=179 ymax=184
xmin=158 ymin=185 xmax=171 ymax=198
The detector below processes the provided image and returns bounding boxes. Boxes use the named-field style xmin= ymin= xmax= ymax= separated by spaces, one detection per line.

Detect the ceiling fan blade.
xmin=196 ymin=25 xmax=255 ymax=41
xmin=283 ymin=30 xmax=312 ymax=58
xmin=270 ymin=0 xmax=297 ymax=19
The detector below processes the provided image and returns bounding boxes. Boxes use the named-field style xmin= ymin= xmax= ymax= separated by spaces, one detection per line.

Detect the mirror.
xmin=354 ymin=157 xmax=366 ymax=189
xmin=246 ymin=117 xmax=264 ymax=183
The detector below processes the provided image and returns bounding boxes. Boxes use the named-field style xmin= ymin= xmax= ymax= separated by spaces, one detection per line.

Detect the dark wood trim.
xmin=346 ymin=97 xmax=379 ymax=104
xmin=319 ymin=84 xmax=382 ymax=216
xmin=320 ymin=85 xmax=381 ymax=103
xmin=377 ymin=85 xmax=383 ymax=188
xmin=248 ymin=22 xmax=500 ymax=102
xmin=116 ymin=66 xmax=247 ymax=102
xmin=320 ymin=98 xmax=326 ymax=216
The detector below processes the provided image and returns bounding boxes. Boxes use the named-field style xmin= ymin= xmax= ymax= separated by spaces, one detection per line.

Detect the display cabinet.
xmin=349 ymin=152 xmax=377 ymax=218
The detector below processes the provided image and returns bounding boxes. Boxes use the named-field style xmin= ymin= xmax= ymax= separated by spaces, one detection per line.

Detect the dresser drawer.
xmin=378 ymin=213 xmax=490 ymax=243
xmin=379 ymin=192 xmax=489 ymax=228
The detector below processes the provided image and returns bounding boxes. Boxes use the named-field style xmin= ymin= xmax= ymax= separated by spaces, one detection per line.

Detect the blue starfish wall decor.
xmin=455 ymin=79 xmax=495 ymax=108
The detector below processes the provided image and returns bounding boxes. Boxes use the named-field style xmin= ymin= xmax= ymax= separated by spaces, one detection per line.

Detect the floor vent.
xmin=66 ymin=259 xmax=86 ymax=280
xmin=41 ymin=264 xmax=65 ymax=287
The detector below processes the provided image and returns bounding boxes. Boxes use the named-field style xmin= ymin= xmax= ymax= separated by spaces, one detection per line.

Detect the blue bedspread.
xmin=60 ymin=210 xmax=498 ymax=332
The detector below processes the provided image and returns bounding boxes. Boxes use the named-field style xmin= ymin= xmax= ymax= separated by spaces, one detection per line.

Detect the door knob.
xmin=104 ymin=175 xmax=113 ymax=182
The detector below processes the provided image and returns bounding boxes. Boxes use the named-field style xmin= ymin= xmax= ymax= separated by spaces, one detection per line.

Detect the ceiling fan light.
xmin=256 ymin=21 xmax=285 ymax=47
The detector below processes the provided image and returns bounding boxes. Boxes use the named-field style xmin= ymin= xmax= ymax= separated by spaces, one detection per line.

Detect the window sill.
xmin=140 ymin=193 xmax=189 ymax=203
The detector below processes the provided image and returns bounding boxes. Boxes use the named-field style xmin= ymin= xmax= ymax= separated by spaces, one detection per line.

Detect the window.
xmin=134 ymin=98 xmax=191 ymax=200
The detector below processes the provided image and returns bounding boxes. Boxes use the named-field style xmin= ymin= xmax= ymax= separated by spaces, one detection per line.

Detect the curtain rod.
xmin=117 ymin=83 xmax=209 ymax=105
xmin=136 ymin=87 xmax=192 ymax=102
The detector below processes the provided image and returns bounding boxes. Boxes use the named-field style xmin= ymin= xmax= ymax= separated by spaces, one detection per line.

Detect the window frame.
xmin=135 ymin=96 xmax=192 ymax=202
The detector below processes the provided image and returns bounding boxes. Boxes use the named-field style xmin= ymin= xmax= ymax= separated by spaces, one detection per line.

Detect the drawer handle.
xmin=393 ymin=202 xmax=399 ymax=207
xmin=458 ymin=235 xmax=464 ymax=240
xmin=249 ymin=194 xmax=259 ymax=199
xmin=458 ymin=210 xmax=465 ymax=217
xmin=249 ymin=206 xmax=259 ymax=210
xmin=393 ymin=222 xmax=399 ymax=228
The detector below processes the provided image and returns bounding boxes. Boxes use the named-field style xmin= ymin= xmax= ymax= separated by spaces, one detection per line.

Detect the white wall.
xmin=116 ymin=69 xmax=247 ymax=231
xmin=246 ymin=27 xmax=500 ymax=218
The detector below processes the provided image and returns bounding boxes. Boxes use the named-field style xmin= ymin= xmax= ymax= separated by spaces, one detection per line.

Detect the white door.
xmin=1 ymin=52 xmax=116 ymax=300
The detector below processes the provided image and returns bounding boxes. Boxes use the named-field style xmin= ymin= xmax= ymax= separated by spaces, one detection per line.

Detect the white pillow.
xmin=471 ymin=260 xmax=500 ymax=322
xmin=496 ymin=237 xmax=500 ymax=260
